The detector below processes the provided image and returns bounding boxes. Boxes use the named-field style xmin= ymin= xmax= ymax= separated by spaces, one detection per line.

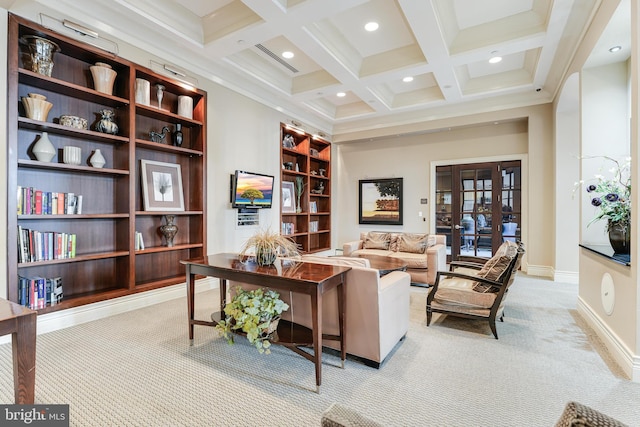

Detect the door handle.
xmin=454 ymin=224 xmax=462 ymax=229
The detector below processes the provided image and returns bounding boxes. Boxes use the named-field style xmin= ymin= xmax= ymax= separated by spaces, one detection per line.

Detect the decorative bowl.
xmin=59 ymin=115 xmax=88 ymax=130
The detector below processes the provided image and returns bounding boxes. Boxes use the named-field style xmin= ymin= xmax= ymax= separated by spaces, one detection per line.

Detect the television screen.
xmin=231 ymin=170 xmax=274 ymax=208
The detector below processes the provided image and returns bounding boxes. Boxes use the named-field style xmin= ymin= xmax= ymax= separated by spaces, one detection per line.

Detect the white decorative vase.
xmin=177 ymin=95 xmax=193 ymax=119
xmin=89 ymin=149 xmax=106 ymax=168
xmin=135 ymin=78 xmax=150 ymax=105
xmin=90 ymin=62 xmax=117 ymax=95
xmin=62 ymin=146 xmax=82 ymax=165
xmin=32 ymin=132 xmax=56 ymax=162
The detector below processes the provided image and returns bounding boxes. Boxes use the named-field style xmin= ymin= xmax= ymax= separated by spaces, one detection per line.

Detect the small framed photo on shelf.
xmin=282 ymin=181 xmax=296 ymax=213
xmin=141 ymin=159 xmax=185 ymax=211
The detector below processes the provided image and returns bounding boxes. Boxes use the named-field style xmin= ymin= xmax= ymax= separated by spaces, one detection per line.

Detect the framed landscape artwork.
xmin=281 ymin=181 xmax=296 ymax=213
xmin=141 ymin=159 xmax=185 ymax=211
xmin=359 ymin=178 xmax=403 ymax=225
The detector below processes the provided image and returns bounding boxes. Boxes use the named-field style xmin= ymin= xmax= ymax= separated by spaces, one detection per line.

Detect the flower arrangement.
xmin=215 ymin=287 xmax=289 ymax=354
xmin=578 ymin=156 xmax=631 ymax=232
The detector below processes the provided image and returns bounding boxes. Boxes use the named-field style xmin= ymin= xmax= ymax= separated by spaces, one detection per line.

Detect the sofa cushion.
xmin=363 ymin=232 xmax=391 ymax=250
xmin=352 ymin=249 xmax=393 ymax=258
xmin=301 ymin=255 xmax=371 ymax=268
xmin=397 ymin=233 xmax=436 ymax=254
xmin=389 ymin=252 xmax=429 ymax=269
xmin=472 ymin=241 xmax=519 ymax=293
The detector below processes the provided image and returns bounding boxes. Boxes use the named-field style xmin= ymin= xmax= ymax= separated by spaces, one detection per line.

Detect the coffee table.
xmin=355 ymin=254 xmax=408 ymax=276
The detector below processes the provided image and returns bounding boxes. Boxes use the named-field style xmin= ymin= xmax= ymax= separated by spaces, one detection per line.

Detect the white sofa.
xmin=343 ymin=232 xmax=447 ymax=285
xmin=230 ymin=255 xmax=411 ymax=367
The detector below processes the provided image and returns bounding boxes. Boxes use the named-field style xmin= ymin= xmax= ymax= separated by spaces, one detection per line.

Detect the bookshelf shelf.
xmin=7 ymin=14 xmax=207 ymax=312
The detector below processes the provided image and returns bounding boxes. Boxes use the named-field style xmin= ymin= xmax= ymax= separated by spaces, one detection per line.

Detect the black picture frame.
xmin=359 ymin=178 xmax=403 ymax=225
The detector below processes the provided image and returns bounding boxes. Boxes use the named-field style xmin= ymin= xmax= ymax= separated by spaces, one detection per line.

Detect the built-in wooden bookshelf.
xmin=6 ymin=14 xmax=207 ymax=312
xmin=280 ymin=123 xmax=331 ymax=253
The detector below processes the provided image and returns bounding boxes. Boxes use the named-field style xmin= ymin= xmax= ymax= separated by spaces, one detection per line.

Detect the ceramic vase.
xmin=172 ymin=124 xmax=183 ymax=147
xmin=159 ymin=215 xmax=178 ymax=247
xmin=90 ymin=62 xmax=117 ymax=95
xmin=62 ymin=146 xmax=82 ymax=165
xmin=95 ymin=109 xmax=119 ymax=134
xmin=135 ymin=78 xmax=151 ymax=105
xmin=22 ymin=93 xmax=53 ymax=121
xmin=177 ymin=95 xmax=193 ymax=119
xmin=21 ymin=35 xmax=60 ymax=77
xmin=608 ymin=221 xmax=630 ymax=254
xmin=32 ymin=132 xmax=56 ymax=162
xmin=90 ymin=149 xmax=106 ymax=168
xmin=156 ymin=84 xmax=165 ymax=109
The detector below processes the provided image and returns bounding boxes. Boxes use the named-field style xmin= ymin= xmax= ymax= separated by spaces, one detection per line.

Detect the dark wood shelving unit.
xmin=280 ymin=123 xmax=331 ymax=253
xmin=7 ymin=14 xmax=207 ymax=312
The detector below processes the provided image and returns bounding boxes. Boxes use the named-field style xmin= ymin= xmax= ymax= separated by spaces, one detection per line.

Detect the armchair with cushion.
xmin=426 ymin=241 xmax=525 ymax=339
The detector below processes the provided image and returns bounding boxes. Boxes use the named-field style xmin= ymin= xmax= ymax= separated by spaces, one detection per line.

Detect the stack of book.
xmin=17 ymin=226 xmax=77 ymax=263
xmin=281 ymin=222 xmax=295 ymax=235
xmin=17 ymin=186 xmax=83 ymax=215
xmin=309 ymin=221 xmax=319 ymax=232
xmin=134 ymin=231 xmax=145 ymax=250
xmin=18 ymin=276 xmax=63 ymax=309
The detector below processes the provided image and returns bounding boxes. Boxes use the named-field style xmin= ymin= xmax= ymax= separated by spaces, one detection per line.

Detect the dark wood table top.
xmin=354 ymin=254 xmax=408 ymax=276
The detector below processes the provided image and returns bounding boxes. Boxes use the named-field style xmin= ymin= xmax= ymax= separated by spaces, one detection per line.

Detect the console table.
xmin=0 ymin=298 xmax=36 ymax=404
xmin=181 ymin=254 xmax=351 ymax=392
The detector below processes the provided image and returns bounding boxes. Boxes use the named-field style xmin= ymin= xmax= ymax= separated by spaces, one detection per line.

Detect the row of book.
xmin=18 ymin=276 xmax=63 ymax=309
xmin=17 ymin=186 xmax=83 ymax=215
xmin=135 ymin=231 xmax=146 ymax=250
xmin=309 ymin=220 xmax=320 ymax=232
xmin=282 ymin=222 xmax=295 ymax=235
xmin=17 ymin=226 xmax=77 ymax=263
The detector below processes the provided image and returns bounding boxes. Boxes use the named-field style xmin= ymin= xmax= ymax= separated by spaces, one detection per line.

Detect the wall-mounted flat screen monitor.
xmin=231 ymin=170 xmax=274 ymax=209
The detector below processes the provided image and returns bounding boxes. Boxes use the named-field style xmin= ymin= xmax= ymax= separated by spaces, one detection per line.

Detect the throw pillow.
xmin=363 ymin=232 xmax=391 ymax=250
xmin=398 ymin=233 xmax=429 ymax=254
xmin=472 ymin=241 xmax=519 ymax=293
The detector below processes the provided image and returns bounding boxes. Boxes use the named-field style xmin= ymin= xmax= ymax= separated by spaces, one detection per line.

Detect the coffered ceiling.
xmin=14 ymin=0 xmax=615 ymax=138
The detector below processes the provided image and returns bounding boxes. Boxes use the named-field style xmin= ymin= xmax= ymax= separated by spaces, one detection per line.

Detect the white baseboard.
xmin=0 ymin=278 xmax=219 ymax=345
xmin=524 ymin=264 xmax=554 ymax=279
xmin=553 ymin=270 xmax=579 ymax=284
xmin=577 ymin=296 xmax=640 ymax=382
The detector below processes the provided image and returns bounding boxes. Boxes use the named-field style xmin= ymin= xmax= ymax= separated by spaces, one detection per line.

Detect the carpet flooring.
xmin=1 ymin=274 xmax=639 ymax=426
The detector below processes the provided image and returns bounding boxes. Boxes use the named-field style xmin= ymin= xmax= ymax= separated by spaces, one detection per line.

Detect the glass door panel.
xmin=435 ymin=168 xmax=453 ymax=254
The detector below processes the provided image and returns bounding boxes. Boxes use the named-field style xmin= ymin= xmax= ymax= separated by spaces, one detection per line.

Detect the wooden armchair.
xmin=426 ymin=241 xmax=525 ymax=339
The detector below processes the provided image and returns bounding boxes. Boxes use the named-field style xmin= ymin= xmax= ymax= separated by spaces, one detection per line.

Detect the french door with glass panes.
xmin=435 ymin=161 xmax=521 ymax=261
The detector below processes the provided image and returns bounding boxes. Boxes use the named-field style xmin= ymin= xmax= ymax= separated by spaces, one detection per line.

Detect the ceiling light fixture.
xmin=282 ymin=51 xmax=294 ymax=59
xmin=364 ymin=22 xmax=379 ymax=32
xmin=489 ymin=56 xmax=502 ymax=64
xmin=402 ymin=76 xmax=414 ymax=83
xmin=609 ymin=45 xmax=622 ymax=53
xmin=337 ymin=92 xmax=346 ymax=97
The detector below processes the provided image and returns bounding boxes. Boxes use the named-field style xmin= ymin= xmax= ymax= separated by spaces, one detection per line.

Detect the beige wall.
xmin=334 ymin=110 xmax=557 ymax=273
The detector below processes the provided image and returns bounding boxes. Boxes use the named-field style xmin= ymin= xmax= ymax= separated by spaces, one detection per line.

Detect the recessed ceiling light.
xmin=489 ymin=56 xmax=502 ymax=64
xmin=282 ymin=51 xmax=294 ymax=59
xmin=402 ymin=76 xmax=414 ymax=83
xmin=609 ymin=45 xmax=622 ymax=53
xmin=364 ymin=22 xmax=379 ymax=32
xmin=337 ymin=92 xmax=346 ymax=97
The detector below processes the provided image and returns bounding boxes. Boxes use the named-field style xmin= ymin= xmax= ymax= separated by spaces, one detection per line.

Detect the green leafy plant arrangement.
xmin=215 ymin=287 xmax=289 ymax=354
xmin=238 ymin=228 xmax=300 ymax=266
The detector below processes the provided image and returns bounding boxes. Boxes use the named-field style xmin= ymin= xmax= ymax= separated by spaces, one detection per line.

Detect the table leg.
xmin=186 ymin=265 xmax=195 ymax=342
xmin=13 ymin=311 xmax=36 ymax=404
xmin=310 ymin=289 xmax=322 ymax=392
xmin=220 ymin=278 xmax=227 ymax=310
xmin=337 ymin=275 xmax=346 ymax=368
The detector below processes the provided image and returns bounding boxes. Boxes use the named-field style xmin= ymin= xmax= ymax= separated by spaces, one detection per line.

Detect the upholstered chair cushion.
xmin=473 ymin=241 xmax=519 ymax=293
xmin=363 ymin=232 xmax=391 ymax=250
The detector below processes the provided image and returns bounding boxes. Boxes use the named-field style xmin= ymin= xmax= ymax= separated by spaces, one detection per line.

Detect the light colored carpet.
xmin=1 ymin=274 xmax=639 ymax=426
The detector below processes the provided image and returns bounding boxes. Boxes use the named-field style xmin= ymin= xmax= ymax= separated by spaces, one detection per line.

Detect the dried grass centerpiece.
xmin=215 ymin=287 xmax=289 ymax=354
xmin=238 ymin=228 xmax=300 ymax=266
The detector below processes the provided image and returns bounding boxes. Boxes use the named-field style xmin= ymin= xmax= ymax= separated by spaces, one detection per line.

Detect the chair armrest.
xmin=449 ymin=261 xmax=485 ymax=271
xmin=457 ymin=255 xmax=491 ymax=264
xmin=343 ymin=240 xmax=363 ymax=256
xmin=427 ymin=270 xmax=504 ymax=304
xmin=426 ymin=243 xmax=447 ymax=273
